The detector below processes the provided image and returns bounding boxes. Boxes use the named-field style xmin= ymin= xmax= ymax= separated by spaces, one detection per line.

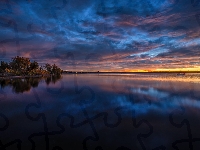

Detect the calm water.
xmin=0 ymin=74 xmax=200 ymax=150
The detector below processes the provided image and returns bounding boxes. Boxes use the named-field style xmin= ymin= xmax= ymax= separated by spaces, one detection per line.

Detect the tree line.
xmin=0 ymin=56 xmax=63 ymax=76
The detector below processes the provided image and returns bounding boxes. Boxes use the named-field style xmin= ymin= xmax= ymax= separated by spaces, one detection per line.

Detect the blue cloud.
xmin=0 ymin=0 xmax=199 ymax=70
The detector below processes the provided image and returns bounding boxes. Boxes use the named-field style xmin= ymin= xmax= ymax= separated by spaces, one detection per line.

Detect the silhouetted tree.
xmin=52 ymin=64 xmax=62 ymax=75
xmin=45 ymin=63 xmax=52 ymax=74
xmin=44 ymin=63 xmax=62 ymax=75
xmin=10 ymin=56 xmax=31 ymax=75
xmin=0 ymin=61 xmax=10 ymax=73
xmin=0 ymin=56 xmax=62 ymax=76
xmin=30 ymin=61 xmax=39 ymax=70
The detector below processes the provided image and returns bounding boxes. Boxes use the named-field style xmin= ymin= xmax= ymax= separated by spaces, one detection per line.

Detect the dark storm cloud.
xmin=0 ymin=0 xmax=200 ymax=70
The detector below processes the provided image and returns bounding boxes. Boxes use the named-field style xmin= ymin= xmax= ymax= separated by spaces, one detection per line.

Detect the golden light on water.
xmin=154 ymin=67 xmax=200 ymax=72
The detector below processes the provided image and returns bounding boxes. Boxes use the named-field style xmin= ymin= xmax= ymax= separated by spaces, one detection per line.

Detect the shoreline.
xmin=0 ymin=75 xmax=49 ymax=79
xmin=1 ymin=73 xmax=200 ymax=83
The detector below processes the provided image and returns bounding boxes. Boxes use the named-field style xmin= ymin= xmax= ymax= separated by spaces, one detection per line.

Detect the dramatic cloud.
xmin=0 ymin=0 xmax=200 ymax=71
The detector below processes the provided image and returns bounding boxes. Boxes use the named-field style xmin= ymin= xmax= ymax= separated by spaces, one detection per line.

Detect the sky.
xmin=0 ymin=0 xmax=200 ymax=71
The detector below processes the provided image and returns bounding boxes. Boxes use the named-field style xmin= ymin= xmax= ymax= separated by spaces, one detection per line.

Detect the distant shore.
xmin=63 ymin=71 xmax=200 ymax=74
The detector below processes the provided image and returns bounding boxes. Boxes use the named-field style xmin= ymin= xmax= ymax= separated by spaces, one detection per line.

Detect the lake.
xmin=0 ymin=73 xmax=200 ymax=150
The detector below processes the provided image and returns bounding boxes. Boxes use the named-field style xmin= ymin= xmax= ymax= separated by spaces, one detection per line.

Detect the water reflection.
xmin=0 ymin=75 xmax=62 ymax=93
xmin=0 ymin=74 xmax=200 ymax=149
xmin=45 ymin=75 xmax=62 ymax=85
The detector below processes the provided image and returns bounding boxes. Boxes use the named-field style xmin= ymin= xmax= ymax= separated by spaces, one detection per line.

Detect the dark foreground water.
xmin=0 ymin=74 xmax=200 ymax=150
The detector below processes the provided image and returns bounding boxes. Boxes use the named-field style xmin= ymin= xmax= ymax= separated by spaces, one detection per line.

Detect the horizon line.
xmin=63 ymin=71 xmax=200 ymax=73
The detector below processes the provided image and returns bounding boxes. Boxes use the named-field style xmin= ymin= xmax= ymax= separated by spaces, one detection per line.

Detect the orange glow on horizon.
xmin=111 ymin=67 xmax=200 ymax=72
xmin=120 ymin=67 xmax=200 ymax=72
xmin=65 ymin=67 xmax=200 ymax=72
